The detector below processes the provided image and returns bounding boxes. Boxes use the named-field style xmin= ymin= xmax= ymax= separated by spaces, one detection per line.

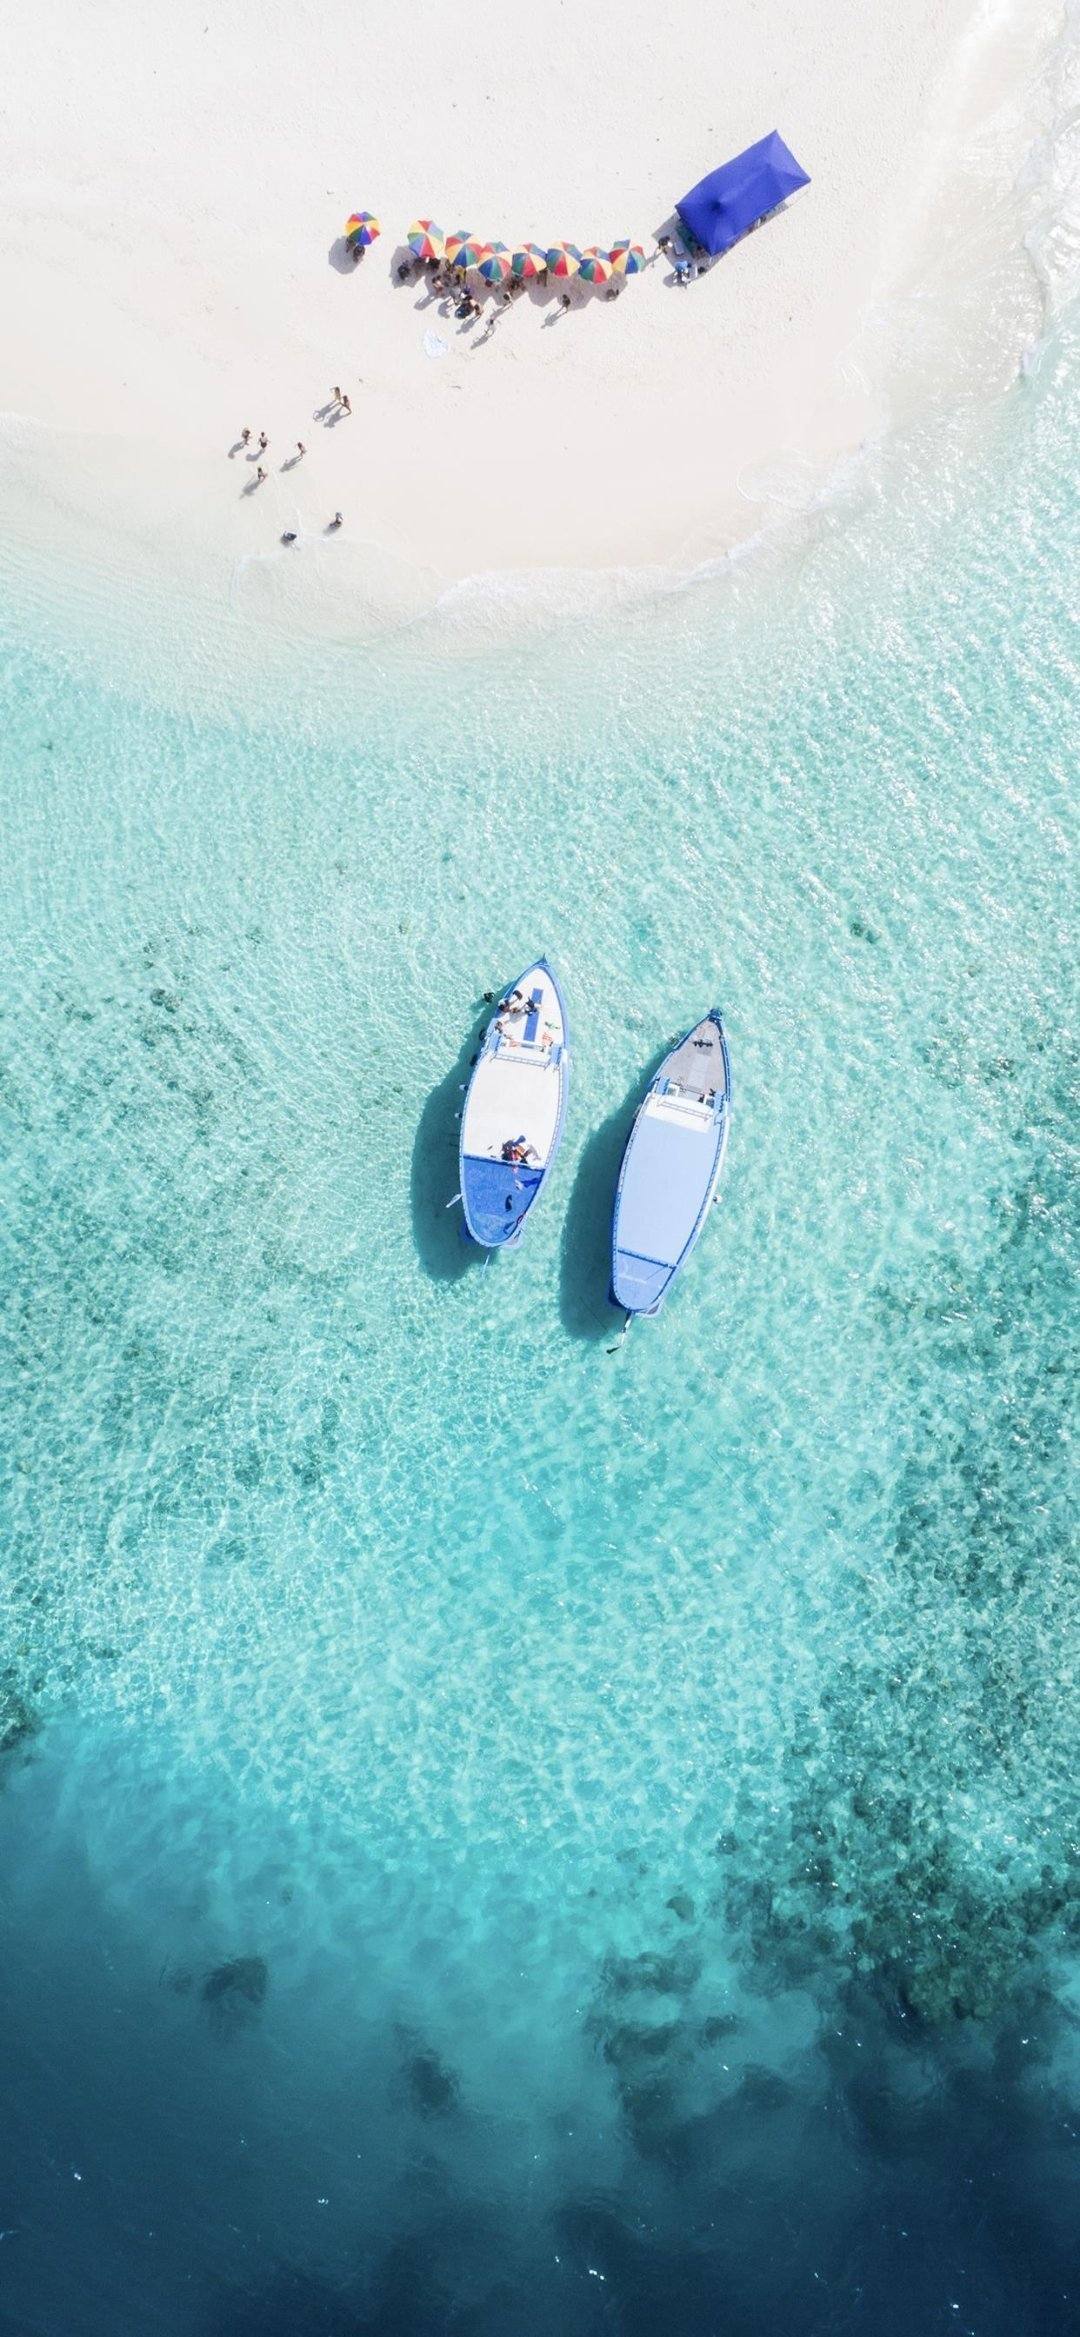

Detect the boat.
xmin=611 ymin=1009 xmax=731 ymax=1316
xmin=459 ymin=959 xmax=570 ymax=1248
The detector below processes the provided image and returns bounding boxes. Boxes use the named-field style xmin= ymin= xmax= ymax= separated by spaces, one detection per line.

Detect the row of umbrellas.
xmin=344 ymin=213 xmax=647 ymax=285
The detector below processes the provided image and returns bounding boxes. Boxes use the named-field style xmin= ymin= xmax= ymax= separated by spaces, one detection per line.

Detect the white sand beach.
xmin=0 ymin=0 xmax=1066 ymax=639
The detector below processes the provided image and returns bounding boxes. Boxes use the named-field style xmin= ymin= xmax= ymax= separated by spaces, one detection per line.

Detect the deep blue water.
xmin=0 ymin=291 xmax=1077 ymax=2334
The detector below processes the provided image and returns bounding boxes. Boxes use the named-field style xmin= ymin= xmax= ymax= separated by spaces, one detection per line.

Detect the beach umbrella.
xmin=545 ymin=243 xmax=582 ymax=279
xmin=345 ymin=211 xmax=380 ymax=247
xmin=447 ymin=235 xmax=486 ymax=271
xmin=407 ymin=218 xmax=445 ymax=262
xmin=578 ymin=247 xmax=613 ymax=284
xmin=477 ymin=244 xmax=512 ymax=284
xmin=510 ymin=243 xmax=547 ymax=279
xmin=610 ymin=239 xmax=646 ymax=276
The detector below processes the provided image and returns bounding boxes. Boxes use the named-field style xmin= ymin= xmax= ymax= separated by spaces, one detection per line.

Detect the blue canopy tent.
xmin=676 ymin=132 xmax=810 ymax=257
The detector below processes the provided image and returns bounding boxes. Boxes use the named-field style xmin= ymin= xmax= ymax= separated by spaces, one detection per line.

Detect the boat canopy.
xmin=611 ymin=1011 xmax=731 ymax=1317
xmin=675 ymin=133 xmax=810 ymax=256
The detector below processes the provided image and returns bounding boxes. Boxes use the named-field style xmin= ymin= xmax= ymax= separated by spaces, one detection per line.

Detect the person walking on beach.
xmin=255 ymin=466 xmax=267 ymax=484
xmin=257 ymin=430 xmax=268 ymax=451
xmin=240 ymin=426 xmax=251 ymax=446
xmin=329 ymin=511 xmax=343 ymax=529
xmin=340 ymin=393 xmax=352 ymax=416
xmin=332 ymin=386 xmax=343 ymax=405
xmin=296 ymin=441 xmax=306 ymax=459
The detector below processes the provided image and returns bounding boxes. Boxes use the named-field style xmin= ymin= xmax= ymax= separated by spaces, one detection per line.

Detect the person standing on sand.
xmin=296 ymin=441 xmax=306 ymax=458
xmin=329 ymin=511 xmax=343 ymax=529
xmin=332 ymin=386 xmax=343 ymax=405
xmin=340 ymin=393 xmax=352 ymax=416
xmin=258 ymin=431 xmax=268 ymax=451
xmin=240 ymin=426 xmax=251 ymax=446
xmin=255 ymin=466 xmax=267 ymax=484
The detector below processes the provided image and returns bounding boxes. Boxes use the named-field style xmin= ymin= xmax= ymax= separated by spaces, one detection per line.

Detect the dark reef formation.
xmin=201 ymin=1954 xmax=269 ymax=2033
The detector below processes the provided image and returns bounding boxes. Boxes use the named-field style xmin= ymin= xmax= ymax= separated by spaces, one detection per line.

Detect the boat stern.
xmin=461 ymin=1156 xmax=543 ymax=1248
xmin=611 ymin=1249 xmax=670 ymax=1316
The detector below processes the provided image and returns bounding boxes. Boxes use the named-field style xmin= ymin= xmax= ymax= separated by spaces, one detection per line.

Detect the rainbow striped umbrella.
xmin=444 ymin=229 xmax=477 ymax=265
xmin=447 ymin=235 xmax=486 ymax=271
xmin=610 ymin=239 xmax=647 ymax=276
xmin=477 ymin=243 xmax=512 ymax=284
xmin=510 ymin=243 xmax=547 ymax=279
xmin=407 ymin=219 xmax=445 ymax=262
xmin=345 ymin=211 xmax=380 ymax=247
xmin=578 ymin=246 xmax=612 ymax=284
xmin=546 ymin=243 xmax=582 ymax=279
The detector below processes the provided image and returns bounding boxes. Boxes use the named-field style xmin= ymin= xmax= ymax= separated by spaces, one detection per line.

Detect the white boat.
xmin=459 ymin=960 xmax=570 ymax=1248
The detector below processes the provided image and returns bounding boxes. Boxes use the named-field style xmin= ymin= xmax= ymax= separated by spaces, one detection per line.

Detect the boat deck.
xmin=662 ymin=1017 xmax=728 ymax=1101
xmin=461 ymin=966 xmax=566 ymax=1172
xmin=462 ymin=1052 xmax=563 ymax=1167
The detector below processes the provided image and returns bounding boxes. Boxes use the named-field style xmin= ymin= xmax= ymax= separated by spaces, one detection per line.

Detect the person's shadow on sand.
xmin=389 ymin=244 xmax=419 ymax=288
xmin=557 ymin=1046 xmax=668 ymax=1339
xmin=410 ymin=1004 xmax=495 ymax=1283
xmin=328 ymin=237 xmax=359 ymax=274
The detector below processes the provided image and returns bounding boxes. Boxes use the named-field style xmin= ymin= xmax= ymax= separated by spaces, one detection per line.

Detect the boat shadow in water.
xmin=558 ymin=1045 xmax=670 ymax=1341
xmin=410 ymin=1002 xmax=494 ymax=1283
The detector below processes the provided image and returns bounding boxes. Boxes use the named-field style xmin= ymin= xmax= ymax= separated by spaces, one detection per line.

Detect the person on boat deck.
xmin=501 ymin=1137 xmax=537 ymax=1165
xmin=500 ymin=988 xmax=529 ymax=1014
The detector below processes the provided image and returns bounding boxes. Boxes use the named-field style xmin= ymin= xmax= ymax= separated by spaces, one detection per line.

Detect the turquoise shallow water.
xmin=0 ymin=298 xmax=1077 ymax=2332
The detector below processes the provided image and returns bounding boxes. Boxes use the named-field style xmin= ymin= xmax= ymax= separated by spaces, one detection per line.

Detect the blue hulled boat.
xmin=612 ymin=1009 xmax=731 ymax=1316
xmin=459 ymin=960 xmax=570 ymax=1248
